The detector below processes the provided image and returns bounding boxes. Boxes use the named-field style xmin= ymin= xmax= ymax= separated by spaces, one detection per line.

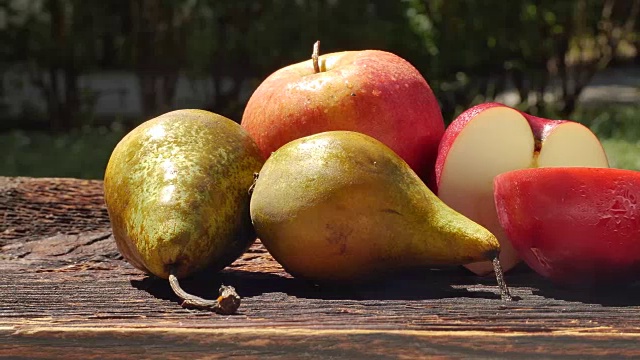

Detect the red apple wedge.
xmin=241 ymin=42 xmax=445 ymax=188
xmin=435 ymin=102 xmax=609 ymax=276
xmin=494 ymin=167 xmax=640 ymax=285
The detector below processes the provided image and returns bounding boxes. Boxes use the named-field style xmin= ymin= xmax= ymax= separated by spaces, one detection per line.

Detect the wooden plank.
xmin=2 ymin=327 xmax=640 ymax=359
xmin=2 ymin=257 xmax=640 ymax=331
xmin=0 ymin=177 xmax=109 ymax=242
xmin=2 ymin=176 xmax=640 ymax=357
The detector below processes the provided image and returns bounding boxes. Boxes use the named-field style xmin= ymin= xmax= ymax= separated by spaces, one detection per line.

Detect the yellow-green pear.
xmin=104 ymin=109 xmax=264 ymax=313
xmin=250 ymin=131 xmax=509 ymax=297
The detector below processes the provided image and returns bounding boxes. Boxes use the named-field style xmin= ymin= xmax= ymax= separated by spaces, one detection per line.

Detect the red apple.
xmin=494 ymin=167 xmax=640 ymax=285
xmin=241 ymin=43 xmax=445 ymax=187
xmin=435 ymin=102 xmax=609 ymax=276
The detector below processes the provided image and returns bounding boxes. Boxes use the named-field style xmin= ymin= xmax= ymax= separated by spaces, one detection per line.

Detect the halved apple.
xmin=494 ymin=167 xmax=640 ymax=285
xmin=435 ymin=102 xmax=609 ymax=276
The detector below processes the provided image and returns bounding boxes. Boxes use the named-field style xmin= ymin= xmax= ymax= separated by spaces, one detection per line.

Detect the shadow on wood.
xmin=130 ymin=266 xmax=507 ymax=305
xmin=531 ymin=281 xmax=640 ymax=307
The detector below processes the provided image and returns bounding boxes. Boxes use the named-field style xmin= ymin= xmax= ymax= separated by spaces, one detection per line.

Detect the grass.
xmin=0 ymin=126 xmax=127 ymax=179
xmin=573 ymin=105 xmax=640 ymax=143
xmin=1 ymin=105 xmax=639 ymax=179
xmin=574 ymin=104 xmax=640 ymax=171
xmin=602 ymin=138 xmax=640 ymax=171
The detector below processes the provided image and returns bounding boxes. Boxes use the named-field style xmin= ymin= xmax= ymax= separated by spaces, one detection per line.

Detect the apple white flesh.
xmin=533 ymin=121 xmax=609 ymax=168
xmin=435 ymin=103 xmax=609 ymax=276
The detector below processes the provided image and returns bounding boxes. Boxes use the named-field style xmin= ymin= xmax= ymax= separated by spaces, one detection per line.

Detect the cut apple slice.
xmin=526 ymin=115 xmax=609 ymax=168
xmin=436 ymin=104 xmax=534 ymax=276
xmin=435 ymin=102 xmax=609 ymax=276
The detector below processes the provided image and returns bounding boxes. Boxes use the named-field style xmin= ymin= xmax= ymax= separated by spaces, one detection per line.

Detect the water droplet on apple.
xmin=578 ymin=184 xmax=588 ymax=197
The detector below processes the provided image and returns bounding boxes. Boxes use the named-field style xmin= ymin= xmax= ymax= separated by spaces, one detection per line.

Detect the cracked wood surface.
xmin=1 ymin=176 xmax=640 ymax=358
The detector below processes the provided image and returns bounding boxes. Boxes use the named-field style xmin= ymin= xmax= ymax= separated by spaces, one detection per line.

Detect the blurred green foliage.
xmin=2 ymin=0 xmax=638 ymax=127
xmin=0 ymin=0 xmax=638 ymax=178
xmin=0 ymin=125 xmax=126 ymax=179
xmin=602 ymin=138 xmax=640 ymax=170
xmin=2 ymin=104 xmax=638 ymax=179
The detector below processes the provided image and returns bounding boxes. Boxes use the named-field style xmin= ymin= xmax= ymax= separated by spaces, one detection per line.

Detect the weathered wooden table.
xmin=1 ymin=176 xmax=639 ymax=358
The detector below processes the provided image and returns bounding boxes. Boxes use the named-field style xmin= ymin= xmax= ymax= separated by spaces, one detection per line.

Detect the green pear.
xmin=250 ymin=131 xmax=510 ymax=297
xmin=104 ymin=109 xmax=264 ymax=313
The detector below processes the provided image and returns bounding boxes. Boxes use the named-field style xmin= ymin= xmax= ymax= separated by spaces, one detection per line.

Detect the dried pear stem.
xmin=492 ymin=256 xmax=513 ymax=301
xmin=168 ymin=268 xmax=241 ymax=315
xmin=312 ymin=40 xmax=321 ymax=73
xmin=248 ymin=172 xmax=259 ymax=196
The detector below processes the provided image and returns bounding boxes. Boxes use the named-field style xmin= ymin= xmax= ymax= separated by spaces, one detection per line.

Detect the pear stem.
xmin=168 ymin=268 xmax=241 ymax=315
xmin=312 ymin=40 xmax=321 ymax=73
xmin=248 ymin=172 xmax=259 ymax=196
xmin=492 ymin=256 xmax=513 ymax=301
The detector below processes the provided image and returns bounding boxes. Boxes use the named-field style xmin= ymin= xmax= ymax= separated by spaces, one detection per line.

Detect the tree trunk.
xmin=130 ymin=0 xmax=183 ymax=122
xmin=36 ymin=0 xmax=81 ymax=132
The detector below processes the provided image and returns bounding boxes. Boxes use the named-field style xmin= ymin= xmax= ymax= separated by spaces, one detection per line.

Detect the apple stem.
xmin=312 ymin=40 xmax=321 ymax=73
xmin=168 ymin=267 xmax=241 ymax=315
xmin=492 ymin=256 xmax=513 ymax=301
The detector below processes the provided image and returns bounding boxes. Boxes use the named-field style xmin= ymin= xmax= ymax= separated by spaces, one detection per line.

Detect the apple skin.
xmin=435 ymin=102 xmax=507 ymax=188
xmin=434 ymin=102 xmax=529 ymax=276
xmin=435 ymin=102 xmax=609 ymax=276
xmin=523 ymin=113 xmax=570 ymax=141
xmin=494 ymin=167 xmax=640 ymax=285
xmin=241 ymin=49 xmax=445 ymax=187
xmin=435 ymin=102 xmax=609 ymax=187
xmin=520 ymin=113 xmax=608 ymax=165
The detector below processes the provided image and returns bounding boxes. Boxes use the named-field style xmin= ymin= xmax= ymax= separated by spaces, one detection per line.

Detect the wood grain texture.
xmin=1 ymin=176 xmax=640 ymax=358
xmin=0 ymin=177 xmax=110 ymax=242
